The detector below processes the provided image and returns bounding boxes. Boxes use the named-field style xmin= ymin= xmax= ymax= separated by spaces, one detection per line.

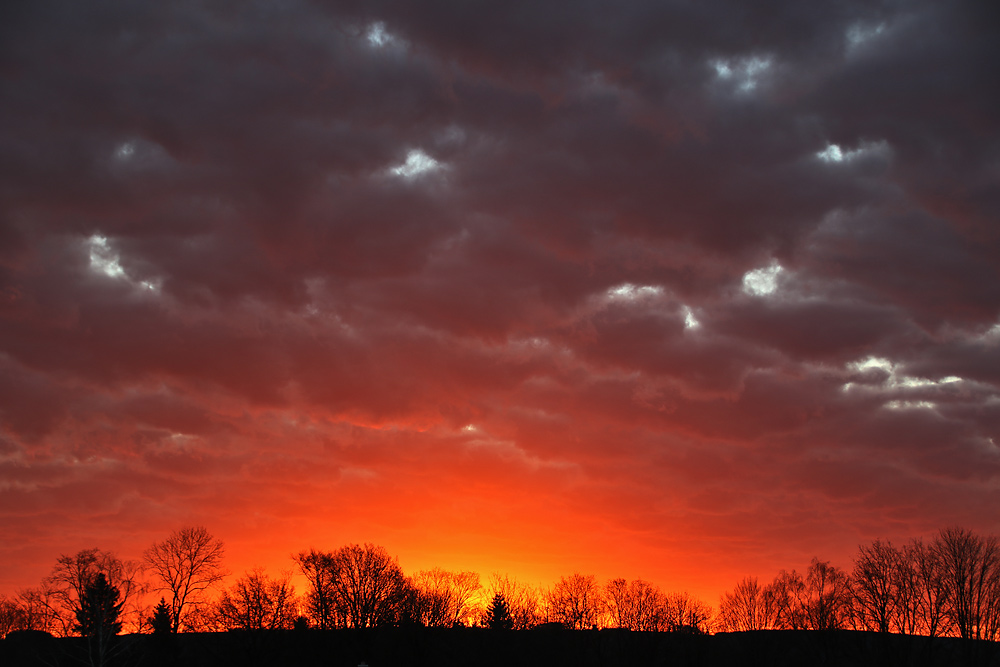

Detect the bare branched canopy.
xmin=486 ymin=573 xmax=542 ymax=630
xmin=294 ymin=549 xmax=340 ymax=629
xmin=604 ymin=578 xmax=669 ymax=631
xmin=934 ymin=526 xmax=1000 ymax=641
xmin=0 ymin=597 xmax=28 ymax=639
xmin=144 ymin=526 xmax=227 ymax=632
xmin=718 ymin=576 xmax=780 ymax=632
xmin=12 ymin=585 xmax=64 ymax=636
xmin=412 ymin=568 xmax=482 ymax=627
xmin=804 ymin=558 xmax=852 ymax=631
xmin=547 ymin=573 xmax=601 ymax=630
xmin=45 ymin=548 xmax=145 ymax=637
xmin=331 ymin=543 xmax=411 ymax=628
xmin=214 ymin=568 xmax=297 ymax=631
xmin=852 ymin=539 xmax=904 ymax=633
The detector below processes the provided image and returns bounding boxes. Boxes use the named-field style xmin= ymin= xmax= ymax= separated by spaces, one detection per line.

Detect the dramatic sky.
xmin=2 ymin=0 xmax=999 ymax=604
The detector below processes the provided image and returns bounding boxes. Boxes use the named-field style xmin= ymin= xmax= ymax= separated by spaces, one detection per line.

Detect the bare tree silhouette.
xmin=329 ymin=543 xmax=411 ymax=628
xmin=294 ymin=549 xmax=340 ymax=629
xmin=804 ymin=558 xmax=851 ymax=631
xmin=214 ymin=567 xmax=297 ymax=631
xmin=852 ymin=539 xmax=905 ymax=633
xmin=0 ymin=596 xmax=28 ymax=638
xmin=718 ymin=576 xmax=780 ymax=631
xmin=13 ymin=584 xmax=63 ymax=635
xmin=769 ymin=569 xmax=807 ymax=630
xmin=412 ymin=568 xmax=482 ymax=627
xmin=903 ymin=537 xmax=948 ymax=637
xmin=485 ymin=573 xmax=542 ymax=629
xmin=934 ymin=526 xmax=1000 ymax=641
xmin=547 ymin=573 xmax=601 ymax=629
xmin=604 ymin=578 xmax=668 ymax=631
xmin=46 ymin=549 xmax=144 ymax=636
xmin=664 ymin=592 xmax=713 ymax=633
xmin=144 ymin=526 xmax=227 ymax=632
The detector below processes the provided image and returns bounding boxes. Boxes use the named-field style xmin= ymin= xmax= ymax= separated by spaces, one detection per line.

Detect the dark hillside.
xmin=4 ymin=627 xmax=1000 ymax=667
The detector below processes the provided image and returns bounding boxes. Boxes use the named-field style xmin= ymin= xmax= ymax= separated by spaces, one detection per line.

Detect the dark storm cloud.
xmin=1 ymin=0 xmax=999 ymax=594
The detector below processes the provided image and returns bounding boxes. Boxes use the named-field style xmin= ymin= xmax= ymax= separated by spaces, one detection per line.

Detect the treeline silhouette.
xmin=0 ymin=529 xmax=714 ymax=639
xmin=717 ymin=526 xmax=1000 ymax=642
xmin=2 ymin=525 xmax=1000 ymax=648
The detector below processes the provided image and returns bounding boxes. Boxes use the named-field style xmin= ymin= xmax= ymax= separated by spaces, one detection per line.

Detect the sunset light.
xmin=1 ymin=0 xmax=999 ymax=658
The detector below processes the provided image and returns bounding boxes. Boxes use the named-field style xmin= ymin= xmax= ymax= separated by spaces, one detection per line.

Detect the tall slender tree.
xmin=904 ymin=538 xmax=947 ymax=637
xmin=294 ymin=549 xmax=339 ymax=629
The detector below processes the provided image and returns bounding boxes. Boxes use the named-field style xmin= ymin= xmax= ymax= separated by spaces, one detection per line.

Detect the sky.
xmin=1 ymin=0 xmax=999 ymax=607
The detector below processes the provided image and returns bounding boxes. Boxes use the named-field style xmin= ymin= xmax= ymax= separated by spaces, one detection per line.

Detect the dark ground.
xmin=4 ymin=627 xmax=1000 ymax=667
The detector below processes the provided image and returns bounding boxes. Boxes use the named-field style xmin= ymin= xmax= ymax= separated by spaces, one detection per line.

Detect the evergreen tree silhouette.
xmin=487 ymin=593 xmax=514 ymax=630
xmin=148 ymin=596 xmax=179 ymax=667
xmin=75 ymin=573 xmax=123 ymax=667
xmin=150 ymin=597 xmax=173 ymax=634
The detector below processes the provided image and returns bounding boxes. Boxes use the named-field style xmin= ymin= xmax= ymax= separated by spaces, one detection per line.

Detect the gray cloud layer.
xmin=1 ymin=0 xmax=998 ymax=592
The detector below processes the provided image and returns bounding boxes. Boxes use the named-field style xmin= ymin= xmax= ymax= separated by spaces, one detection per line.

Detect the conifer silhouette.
xmin=75 ymin=573 xmax=123 ymax=667
xmin=75 ymin=573 xmax=123 ymax=637
xmin=487 ymin=593 xmax=513 ymax=630
xmin=150 ymin=597 xmax=173 ymax=634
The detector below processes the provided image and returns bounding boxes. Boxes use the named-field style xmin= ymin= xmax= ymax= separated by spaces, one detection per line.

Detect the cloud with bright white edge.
xmin=682 ymin=306 xmax=700 ymax=329
xmin=711 ymin=55 xmax=772 ymax=92
xmin=816 ymin=140 xmax=890 ymax=163
xmin=88 ymin=235 xmax=125 ymax=278
xmin=366 ymin=21 xmax=391 ymax=47
xmin=607 ymin=283 xmax=663 ymax=301
xmin=842 ymin=356 xmax=967 ymax=411
xmin=742 ymin=263 xmax=783 ymax=296
xmin=390 ymin=149 xmax=442 ymax=178
xmin=87 ymin=234 xmax=160 ymax=292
